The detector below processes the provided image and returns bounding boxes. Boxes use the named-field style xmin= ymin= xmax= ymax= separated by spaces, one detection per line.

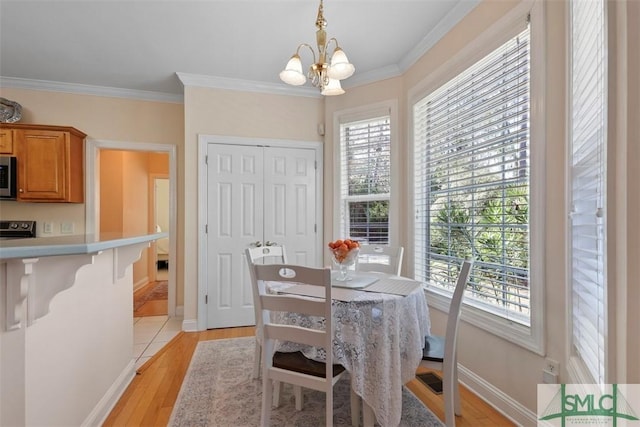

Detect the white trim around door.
xmin=197 ymin=135 xmax=324 ymax=331
xmin=85 ymin=139 xmax=178 ymax=317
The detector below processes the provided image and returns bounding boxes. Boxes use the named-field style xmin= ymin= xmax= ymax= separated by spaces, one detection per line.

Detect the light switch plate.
xmin=43 ymin=222 xmax=53 ymax=234
xmin=61 ymin=221 xmax=74 ymax=234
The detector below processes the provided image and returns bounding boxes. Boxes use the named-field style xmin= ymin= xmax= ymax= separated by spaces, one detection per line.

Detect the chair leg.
xmin=443 ymin=358 xmax=457 ymax=427
xmin=326 ymin=386 xmax=333 ymax=427
xmin=350 ymin=387 xmax=360 ymax=427
xmin=453 ymin=357 xmax=461 ymax=415
xmin=294 ymin=385 xmax=303 ymax=411
xmin=272 ymin=381 xmax=283 ymax=408
xmin=253 ymin=340 xmax=261 ymax=379
xmin=443 ymin=381 xmax=455 ymax=427
xmin=261 ymin=378 xmax=273 ymax=427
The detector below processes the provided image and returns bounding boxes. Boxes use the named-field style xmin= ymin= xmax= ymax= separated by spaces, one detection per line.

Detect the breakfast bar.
xmin=0 ymin=231 xmax=166 ymax=426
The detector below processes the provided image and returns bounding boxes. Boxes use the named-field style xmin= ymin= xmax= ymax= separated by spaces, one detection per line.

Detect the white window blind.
xmin=569 ymin=0 xmax=607 ymax=384
xmin=414 ymin=25 xmax=531 ymax=326
xmin=339 ymin=116 xmax=391 ymax=243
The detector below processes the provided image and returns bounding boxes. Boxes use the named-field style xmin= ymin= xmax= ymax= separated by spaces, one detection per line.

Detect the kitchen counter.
xmin=0 ymin=231 xmax=168 ymax=260
xmin=0 ymin=230 xmax=168 ymax=426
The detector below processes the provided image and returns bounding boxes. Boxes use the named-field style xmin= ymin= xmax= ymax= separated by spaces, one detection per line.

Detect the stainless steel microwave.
xmin=0 ymin=156 xmax=17 ymax=199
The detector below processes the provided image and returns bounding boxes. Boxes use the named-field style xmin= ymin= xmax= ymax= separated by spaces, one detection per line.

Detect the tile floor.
xmin=133 ymin=315 xmax=183 ymax=369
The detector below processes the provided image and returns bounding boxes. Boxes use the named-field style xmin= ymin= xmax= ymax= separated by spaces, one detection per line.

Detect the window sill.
xmin=424 ymin=287 xmax=545 ymax=356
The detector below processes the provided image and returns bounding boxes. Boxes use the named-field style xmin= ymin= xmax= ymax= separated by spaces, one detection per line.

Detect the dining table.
xmin=266 ymin=270 xmax=431 ymax=427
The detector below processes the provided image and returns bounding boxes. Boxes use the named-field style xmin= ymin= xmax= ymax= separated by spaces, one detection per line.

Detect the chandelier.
xmin=279 ymin=0 xmax=355 ymax=96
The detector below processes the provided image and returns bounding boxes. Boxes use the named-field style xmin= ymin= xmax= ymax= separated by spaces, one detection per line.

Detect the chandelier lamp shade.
xmin=279 ymin=0 xmax=355 ymax=96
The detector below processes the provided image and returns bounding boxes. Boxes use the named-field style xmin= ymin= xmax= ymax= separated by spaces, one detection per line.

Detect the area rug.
xmin=169 ymin=336 xmax=443 ymax=427
xmin=133 ymin=280 xmax=167 ymax=311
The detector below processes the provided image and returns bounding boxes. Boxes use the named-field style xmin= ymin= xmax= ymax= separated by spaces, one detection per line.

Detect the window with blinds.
xmin=413 ymin=25 xmax=531 ymax=325
xmin=569 ymin=0 xmax=607 ymax=384
xmin=339 ymin=116 xmax=391 ymax=244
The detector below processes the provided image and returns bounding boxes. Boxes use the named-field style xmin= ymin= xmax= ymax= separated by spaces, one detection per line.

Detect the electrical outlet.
xmin=543 ymin=369 xmax=558 ymax=384
xmin=543 ymin=358 xmax=560 ymax=383
xmin=545 ymin=358 xmax=560 ymax=375
xmin=61 ymin=221 xmax=74 ymax=234
xmin=43 ymin=222 xmax=53 ymax=234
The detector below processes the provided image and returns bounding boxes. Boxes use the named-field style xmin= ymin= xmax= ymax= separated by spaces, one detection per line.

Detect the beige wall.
xmin=148 ymin=152 xmax=170 ymax=175
xmin=0 ymin=88 xmax=183 ymax=142
xmin=100 ymin=150 xmax=170 ymax=289
xmin=123 ymin=151 xmax=151 ymax=287
xmin=100 ymin=151 xmax=125 ymax=233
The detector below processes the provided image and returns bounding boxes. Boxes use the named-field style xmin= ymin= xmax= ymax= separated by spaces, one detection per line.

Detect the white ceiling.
xmin=0 ymin=0 xmax=479 ymax=99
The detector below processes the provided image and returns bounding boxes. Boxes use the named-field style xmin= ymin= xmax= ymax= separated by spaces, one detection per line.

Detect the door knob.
xmin=265 ymin=241 xmax=278 ymax=246
xmin=254 ymin=241 xmax=263 ymax=247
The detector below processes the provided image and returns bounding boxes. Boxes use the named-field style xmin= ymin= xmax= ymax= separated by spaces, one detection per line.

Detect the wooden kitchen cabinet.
xmin=0 ymin=123 xmax=86 ymax=202
xmin=0 ymin=127 xmax=15 ymax=154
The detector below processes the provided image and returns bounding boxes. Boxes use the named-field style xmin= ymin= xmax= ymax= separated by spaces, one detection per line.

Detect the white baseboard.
xmin=459 ymin=365 xmax=538 ymax=427
xmin=82 ymin=360 xmax=136 ymax=427
xmin=182 ymin=318 xmax=198 ymax=332
xmin=133 ymin=276 xmax=149 ymax=292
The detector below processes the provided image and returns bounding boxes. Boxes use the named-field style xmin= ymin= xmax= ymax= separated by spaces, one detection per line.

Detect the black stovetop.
xmin=0 ymin=220 xmax=37 ymax=239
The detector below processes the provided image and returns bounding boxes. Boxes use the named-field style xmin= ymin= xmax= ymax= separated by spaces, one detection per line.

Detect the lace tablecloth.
xmin=267 ymin=276 xmax=430 ymax=427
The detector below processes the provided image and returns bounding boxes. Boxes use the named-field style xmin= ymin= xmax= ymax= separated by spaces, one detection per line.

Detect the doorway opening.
xmin=85 ymin=140 xmax=178 ymax=318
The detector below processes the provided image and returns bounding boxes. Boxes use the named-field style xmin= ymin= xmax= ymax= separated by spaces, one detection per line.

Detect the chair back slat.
xmin=264 ymin=324 xmax=326 ymax=348
xmin=261 ymin=294 xmax=327 ymax=318
xmin=246 ymin=245 xmax=288 ymax=265
xmin=357 ymin=245 xmax=404 ymax=276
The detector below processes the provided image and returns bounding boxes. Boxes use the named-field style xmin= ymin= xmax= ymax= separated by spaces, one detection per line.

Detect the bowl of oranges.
xmin=328 ymin=239 xmax=360 ymax=281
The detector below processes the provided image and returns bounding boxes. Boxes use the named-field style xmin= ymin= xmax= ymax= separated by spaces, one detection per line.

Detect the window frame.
xmin=333 ymin=101 xmax=399 ymax=246
xmin=407 ymin=0 xmax=545 ymax=354
xmin=565 ymin=0 xmax=608 ymax=384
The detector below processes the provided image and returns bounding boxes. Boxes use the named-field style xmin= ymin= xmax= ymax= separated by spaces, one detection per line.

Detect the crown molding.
xmin=342 ymin=64 xmax=403 ymax=89
xmin=176 ymin=72 xmax=321 ymax=98
xmin=398 ymin=0 xmax=482 ymax=72
xmin=176 ymin=68 xmax=404 ymax=96
xmin=0 ymin=76 xmax=183 ymax=104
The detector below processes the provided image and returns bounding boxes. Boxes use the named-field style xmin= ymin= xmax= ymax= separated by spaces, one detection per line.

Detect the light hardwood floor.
xmin=104 ymin=327 xmax=515 ymax=426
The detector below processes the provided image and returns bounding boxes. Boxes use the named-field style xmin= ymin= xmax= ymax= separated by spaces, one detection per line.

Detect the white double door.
xmin=206 ymin=142 xmax=319 ymax=328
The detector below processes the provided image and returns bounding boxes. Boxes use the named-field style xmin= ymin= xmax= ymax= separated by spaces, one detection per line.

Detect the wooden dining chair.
xmin=245 ymin=246 xmax=301 ymax=409
xmin=356 ymin=244 xmax=404 ymax=276
xmin=420 ymin=259 xmax=474 ymax=427
xmin=245 ymin=245 xmax=288 ymax=379
xmin=252 ymin=263 xmax=358 ymax=427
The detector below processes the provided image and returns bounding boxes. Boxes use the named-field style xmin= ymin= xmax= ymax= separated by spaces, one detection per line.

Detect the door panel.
xmin=206 ymin=143 xmax=318 ymax=329
xmin=207 ymin=144 xmax=264 ymax=328
xmin=263 ymin=147 xmax=317 ymax=268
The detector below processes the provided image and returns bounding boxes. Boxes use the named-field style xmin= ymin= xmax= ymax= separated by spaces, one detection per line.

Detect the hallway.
xmin=132 ymin=266 xmax=180 ymax=369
